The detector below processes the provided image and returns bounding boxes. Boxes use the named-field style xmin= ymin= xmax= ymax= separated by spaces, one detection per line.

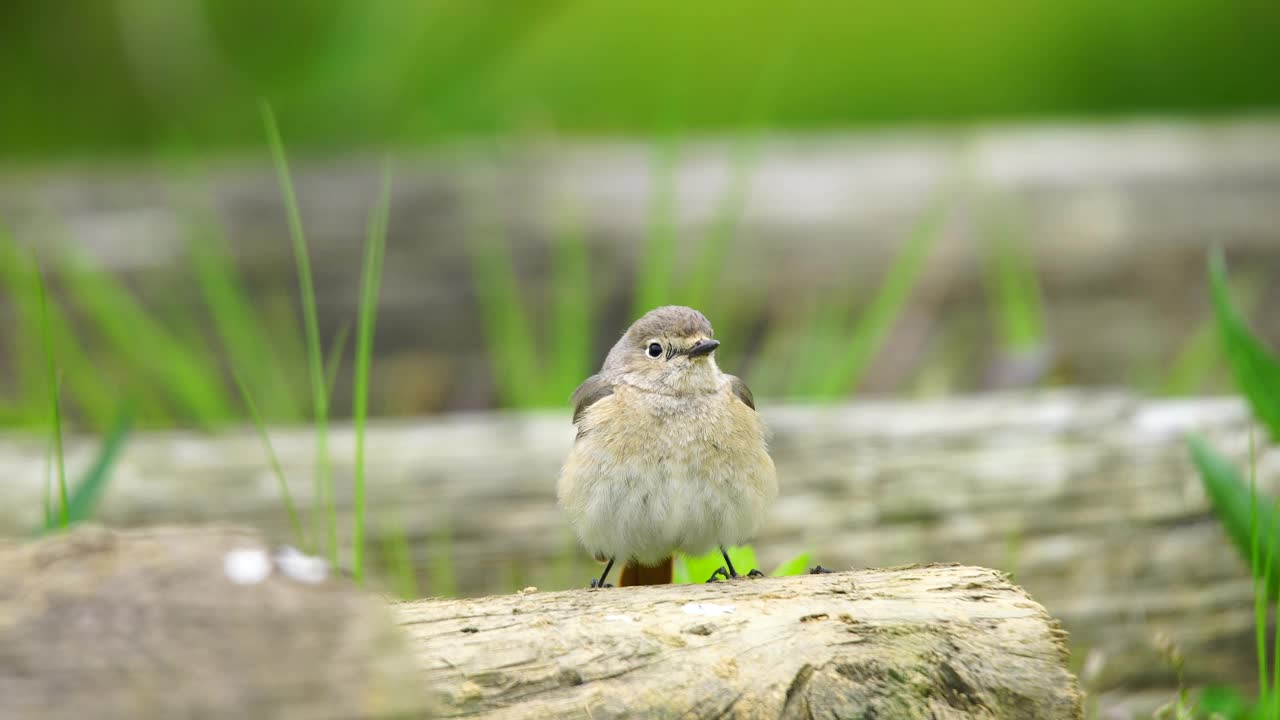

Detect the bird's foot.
xmin=707 ymin=567 xmax=765 ymax=582
xmin=809 ymin=565 xmax=832 ymax=575
xmin=589 ymin=578 xmax=614 ymax=589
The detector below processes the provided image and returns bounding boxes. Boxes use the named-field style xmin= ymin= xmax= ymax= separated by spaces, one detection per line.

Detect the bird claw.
xmin=707 ymin=567 xmax=765 ymax=582
xmin=809 ymin=565 xmax=832 ymax=575
xmin=589 ymin=578 xmax=614 ymax=588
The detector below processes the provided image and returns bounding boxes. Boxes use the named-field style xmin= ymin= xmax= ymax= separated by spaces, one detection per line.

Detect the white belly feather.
xmin=558 ymin=385 xmax=777 ymax=565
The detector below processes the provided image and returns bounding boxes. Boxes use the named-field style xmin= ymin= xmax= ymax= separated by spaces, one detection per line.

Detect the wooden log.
xmin=0 ymin=390 xmax=1272 ymax=716
xmin=0 ymin=526 xmax=1080 ymax=720
xmin=401 ymin=562 xmax=1080 ymax=719
xmin=0 ymin=525 xmax=425 ymax=720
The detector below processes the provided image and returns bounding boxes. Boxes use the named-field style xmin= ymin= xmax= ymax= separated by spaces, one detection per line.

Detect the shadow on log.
xmin=0 ymin=526 xmax=1081 ymax=719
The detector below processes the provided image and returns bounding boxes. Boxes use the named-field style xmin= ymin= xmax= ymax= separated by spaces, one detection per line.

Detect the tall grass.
xmin=762 ymin=189 xmax=951 ymax=401
xmin=1188 ymin=248 xmax=1280 ymax=718
xmin=234 ymin=369 xmax=306 ymax=549
xmin=982 ymin=199 xmax=1045 ymax=354
xmin=33 ymin=253 xmax=68 ymax=529
xmin=187 ymin=212 xmax=307 ymax=423
xmin=262 ymin=102 xmax=337 ymax=566
xmin=352 ymin=161 xmax=393 ymax=584
xmin=463 ymin=168 xmax=543 ymax=409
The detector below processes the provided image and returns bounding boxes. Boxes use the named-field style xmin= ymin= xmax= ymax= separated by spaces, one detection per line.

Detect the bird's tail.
xmin=619 ymin=556 xmax=673 ymax=586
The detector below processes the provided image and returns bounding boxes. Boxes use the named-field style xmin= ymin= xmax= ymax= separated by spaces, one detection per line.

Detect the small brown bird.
xmin=558 ymin=306 xmax=778 ymax=587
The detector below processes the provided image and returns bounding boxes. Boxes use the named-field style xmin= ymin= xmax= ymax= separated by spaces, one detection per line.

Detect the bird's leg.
xmin=809 ymin=565 xmax=832 ymax=574
xmin=718 ymin=546 xmax=765 ymax=579
xmin=705 ymin=566 xmax=730 ymax=583
xmin=590 ymin=557 xmax=616 ymax=588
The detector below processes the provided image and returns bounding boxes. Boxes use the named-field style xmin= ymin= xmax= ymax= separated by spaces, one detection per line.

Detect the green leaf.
xmin=771 ymin=552 xmax=811 ymax=577
xmin=983 ymin=200 xmax=1045 ymax=352
xmin=1209 ymin=249 xmax=1280 ymax=441
xmin=352 ymin=160 xmax=393 ymax=585
xmin=61 ymin=406 xmax=133 ymax=527
xmin=676 ymin=545 xmax=759 ymax=583
xmin=1195 ymin=685 xmax=1255 ymax=720
xmin=263 ymin=101 xmax=335 ymax=565
xmin=813 ymin=192 xmax=949 ymax=399
xmin=40 ymin=405 xmax=133 ymax=533
xmin=1189 ymin=435 xmax=1280 ymax=601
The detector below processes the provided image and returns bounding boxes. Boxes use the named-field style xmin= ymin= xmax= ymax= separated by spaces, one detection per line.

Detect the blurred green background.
xmin=3 ymin=0 xmax=1278 ymax=156
xmin=2 ymin=0 xmax=1280 ymax=433
xmin=4 ymin=6 xmax=1280 ymax=715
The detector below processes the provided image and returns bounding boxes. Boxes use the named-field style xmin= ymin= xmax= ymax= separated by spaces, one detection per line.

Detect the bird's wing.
xmin=727 ymin=374 xmax=756 ymax=410
xmin=571 ymin=374 xmax=615 ymax=425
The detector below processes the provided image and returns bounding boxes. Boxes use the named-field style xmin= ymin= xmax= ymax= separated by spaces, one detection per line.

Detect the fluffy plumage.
xmin=558 ymin=306 xmax=778 ymax=575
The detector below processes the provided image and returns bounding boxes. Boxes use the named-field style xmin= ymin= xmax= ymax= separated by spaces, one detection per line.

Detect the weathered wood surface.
xmin=398 ymin=562 xmax=1080 ymax=719
xmin=0 ymin=525 xmax=424 ymax=720
xmin=0 ymin=390 xmax=1274 ymax=717
xmin=0 ymin=526 xmax=1080 ymax=720
xmin=3 ymin=122 xmax=1280 ymax=404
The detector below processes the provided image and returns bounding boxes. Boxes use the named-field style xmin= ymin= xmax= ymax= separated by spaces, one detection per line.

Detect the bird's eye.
xmin=647 ymin=342 xmax=663 ymax=358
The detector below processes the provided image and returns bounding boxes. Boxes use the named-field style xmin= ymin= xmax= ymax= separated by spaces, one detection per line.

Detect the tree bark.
xmin=0 ymin=526 xmax=1080 ymax=720
xmin=399 ymin=561 xmax=1081 ymax=719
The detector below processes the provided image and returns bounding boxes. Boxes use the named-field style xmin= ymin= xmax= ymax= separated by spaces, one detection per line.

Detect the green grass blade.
xmin=33 ymin=253 xmax=68 ymax=528
xmin=264 ymin=293 xmax=312 ymax=406
xmin=463 ymin=173 xmax=541 ymax=409
xmin=814 ymin=197 xmax=948 ymax=399
xmin=787 ymin=297 xmax=848 ymax=398
xmin=42 ymin=429 xmax=53 ymax=528
xmin=632 ymin=137 xmax=681 ymax=318
xmin=262 ymin=101 xmax=335 ymax=565
xmin=548 ymin=204 xmax=592 ymax=406
xmin=676 ymin=545 xmax=758 ymax=584
xmin=1209 ymin=249 xmax=1280 ymax=441
xmin=59 ymin=250 xmax=231 ymax=427
xmin=1189 ymin=434 xmax=1280 ymax=601
xmin=983 ymin=200 xmax=1045 ymax=352
xmin=325 ymin=320 xmax=352 ymax=406
xmin=382 ymin=511 xmax=420 ymax=600
xmin=1163 ymin=272 xmax=1262 ymax=396
xmin=233 ymin=369 xmax=307 ymax=550
xmin=59 ymin=405 xmax=133 ymax=527
xmin=352 ymin=160 xmax=393 ymax=585
xmin=1249 ymin=428 xmax=1268 ymax=707
xmin=0 ymin=232 xmax=116 ymax=430
xmin=429 ymin=521 xmax=458 ymax=597
xmin=188 ymin=216 xmax=303 ymax=422
xmin=683 ymin=138 xmax=754 ymax=314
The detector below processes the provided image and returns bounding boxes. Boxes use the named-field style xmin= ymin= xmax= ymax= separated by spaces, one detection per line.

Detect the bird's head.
xmin=603 ymin=306 xmax=724 ymax=395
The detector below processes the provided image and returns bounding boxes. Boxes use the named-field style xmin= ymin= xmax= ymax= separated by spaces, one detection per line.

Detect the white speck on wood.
xmin=224 ymin=548 xmax=272 ymax=585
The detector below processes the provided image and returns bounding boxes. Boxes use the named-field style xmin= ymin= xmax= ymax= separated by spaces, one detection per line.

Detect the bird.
xmin=557 ymin=305 xmax=778 ymax=587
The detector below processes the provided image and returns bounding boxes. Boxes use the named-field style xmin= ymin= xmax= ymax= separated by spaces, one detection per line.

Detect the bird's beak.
xmin=686 ymin=339 xmax=720 ymax=358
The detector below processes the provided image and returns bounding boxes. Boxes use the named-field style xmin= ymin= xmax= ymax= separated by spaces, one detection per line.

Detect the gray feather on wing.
xmin=728 ymin=374 xmax=755 ymax=410
xmin=571 ymin=374 xmax=615 ymax=425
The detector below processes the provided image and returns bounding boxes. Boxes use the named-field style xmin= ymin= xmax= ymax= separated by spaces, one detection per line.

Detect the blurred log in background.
xmin=2 ymin=390 xmax=1273 ymax=716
